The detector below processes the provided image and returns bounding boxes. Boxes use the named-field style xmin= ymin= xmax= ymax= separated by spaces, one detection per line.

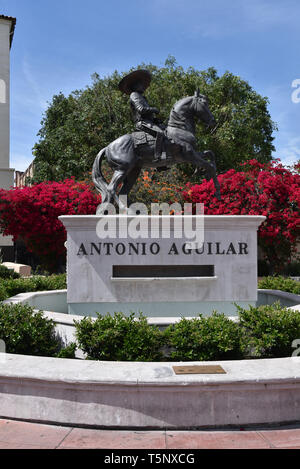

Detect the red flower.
xmin=182 ymin=159 xmax=300 ymax=271
xmin=0 ymin=178 xmax=100 ymax=271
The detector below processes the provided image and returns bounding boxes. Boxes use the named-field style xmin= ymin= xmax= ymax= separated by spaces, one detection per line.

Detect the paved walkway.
xmin=0 ymin=419 xmax=300 ymax=449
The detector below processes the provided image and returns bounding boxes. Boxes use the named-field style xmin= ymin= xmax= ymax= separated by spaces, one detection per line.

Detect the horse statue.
xmin=92 ymin=88 xmax=221 ymax=212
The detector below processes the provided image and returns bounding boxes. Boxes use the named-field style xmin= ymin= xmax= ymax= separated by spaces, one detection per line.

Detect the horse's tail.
xmin=92 ymin=147 xmax=110 ymax=206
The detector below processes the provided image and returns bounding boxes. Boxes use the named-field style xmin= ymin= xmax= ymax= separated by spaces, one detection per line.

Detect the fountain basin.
xmin=1 ymin=288 xmax=299 ymax=429
xmin=3 ymin=287 xmax=300 ymax=319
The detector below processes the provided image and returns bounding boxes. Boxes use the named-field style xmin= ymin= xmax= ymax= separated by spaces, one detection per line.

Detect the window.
xmin=0 ymin=79 xmax=6 ymax=103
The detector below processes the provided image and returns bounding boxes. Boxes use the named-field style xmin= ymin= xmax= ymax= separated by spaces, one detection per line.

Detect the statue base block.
xmin=59 ymin=215 xmax=265 ymax=317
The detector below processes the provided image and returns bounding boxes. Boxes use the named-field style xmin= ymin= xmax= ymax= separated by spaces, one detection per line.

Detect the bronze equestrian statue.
xmin=92 ymin=69 xmax=221 ymax=212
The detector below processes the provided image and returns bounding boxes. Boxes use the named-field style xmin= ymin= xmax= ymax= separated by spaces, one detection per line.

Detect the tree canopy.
xmin=31 ymin=56 xmax=277 ymax=183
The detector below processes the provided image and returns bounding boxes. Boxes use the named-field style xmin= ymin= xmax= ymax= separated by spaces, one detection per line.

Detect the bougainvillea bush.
xmin=0 ymin=159 xmax=298 ymax=274
xmin=182 ymin=159 xmax=300 ymax=273
xmin=0 ymin=179 xmax=100 ymax=272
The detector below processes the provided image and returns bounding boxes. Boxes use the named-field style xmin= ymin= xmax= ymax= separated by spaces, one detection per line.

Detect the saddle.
xmin=133 ymin=124 xmax=170 ymax=164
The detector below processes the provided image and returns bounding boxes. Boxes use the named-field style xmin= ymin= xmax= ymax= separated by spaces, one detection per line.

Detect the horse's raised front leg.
xmin=202 ymin=150 xmax=221 ymax=200
xmin=187 ymin=149 xmax=221 ymax=201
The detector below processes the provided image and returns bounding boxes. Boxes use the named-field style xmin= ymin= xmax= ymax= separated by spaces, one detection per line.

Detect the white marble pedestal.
xmin=59 ymin=215 xmax=265 ymax=317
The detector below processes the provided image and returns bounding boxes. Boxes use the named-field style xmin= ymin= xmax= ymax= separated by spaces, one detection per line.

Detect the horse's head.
xmin=192 ymin=89 xmax=216 ymax=128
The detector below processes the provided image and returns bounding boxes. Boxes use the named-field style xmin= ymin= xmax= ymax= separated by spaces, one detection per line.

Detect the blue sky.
xmin=1 ymin=0 xmax=300 ymax=171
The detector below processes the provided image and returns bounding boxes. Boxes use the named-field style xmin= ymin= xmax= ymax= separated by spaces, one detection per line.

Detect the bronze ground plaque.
xmin=173 ymin=365 xmax=226 ymax=375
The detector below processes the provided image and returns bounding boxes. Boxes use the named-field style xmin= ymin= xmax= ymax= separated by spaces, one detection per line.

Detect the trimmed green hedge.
xmin=74 ymin=305 xmax=300 ymax=361
xmin=0 ymin=272 xmax=299 ymax=361
xmin=0 ymin=304 xmax=299 ymax=361
xmin=258 ymin=276 xmax=300 ymax=295
xmin=238 ymin=303 xmax=300 ymax=358
xmin=0 ymin=302 xmax=74 ymax=357
xmin=0 ymin=274 xmax=67 ymax=301
xmin=75 ymin=312 xmax=164 ymax=361
xmin=164 ymin=313 xmax=243 ymax=361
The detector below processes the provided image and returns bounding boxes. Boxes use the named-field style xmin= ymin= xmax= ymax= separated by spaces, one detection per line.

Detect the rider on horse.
xmin=118 ymin=69 xmax=164 ymax=135
xmin=93 ymin=74 xmax=221 ymax=209
xmin=118 ymin=70 xmax=167 ymax=161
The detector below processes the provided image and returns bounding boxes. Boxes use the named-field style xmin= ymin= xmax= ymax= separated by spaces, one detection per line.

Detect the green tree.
xmin=32 ymin=56 xmax=276 ymax=183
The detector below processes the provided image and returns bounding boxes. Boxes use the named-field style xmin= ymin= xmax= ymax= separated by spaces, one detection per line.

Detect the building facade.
xmin=15 ymin=160 xmax=35 ymax=187
xmin=0 ymin=15 xmax=16 ymax=260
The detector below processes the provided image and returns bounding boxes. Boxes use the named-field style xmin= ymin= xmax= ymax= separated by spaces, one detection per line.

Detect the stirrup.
xmin=155 ymin=133 xmax=166 ymax=160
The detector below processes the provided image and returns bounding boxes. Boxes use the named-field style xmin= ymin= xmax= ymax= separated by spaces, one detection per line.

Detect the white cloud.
xmin=22 ymin=57 xmax=48 ymax=111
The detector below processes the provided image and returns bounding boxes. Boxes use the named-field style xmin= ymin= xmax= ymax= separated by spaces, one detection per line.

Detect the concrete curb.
xmin=0 ymin=354 xmax=300 ymax=428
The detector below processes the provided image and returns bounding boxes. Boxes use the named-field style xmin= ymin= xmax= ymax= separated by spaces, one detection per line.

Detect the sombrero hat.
xmin=118 ymin=69 xmax=152 ymax=95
